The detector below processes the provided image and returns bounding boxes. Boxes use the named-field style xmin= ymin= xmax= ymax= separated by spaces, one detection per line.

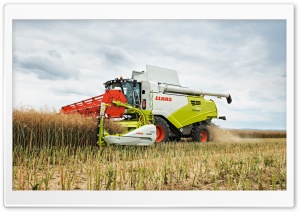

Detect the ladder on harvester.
xmin=133 ymin=90 xmax=140 ymax=106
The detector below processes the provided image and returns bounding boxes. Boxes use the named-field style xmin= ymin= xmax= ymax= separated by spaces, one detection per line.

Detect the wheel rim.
xmin=156 ymin=126 xmax=164 ymax=142
xmin=200 ymin=131 xmax=208 ymax=142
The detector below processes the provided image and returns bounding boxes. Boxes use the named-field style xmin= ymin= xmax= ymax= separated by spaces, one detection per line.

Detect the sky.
xmin=12 ymin=20 xmax=286 ymax=130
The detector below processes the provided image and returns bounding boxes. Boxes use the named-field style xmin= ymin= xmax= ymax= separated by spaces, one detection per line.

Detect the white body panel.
xmin=104 ymin=124 xmax=156 ymax=146
xmin=133 ymin=65 xmax=180 ymax=86
xmin=133 ymin=65 xmax=230 ymax=112
xmin=152 ymin=93 xmax=188 ymax=115
xmin=145 ymin=65 xmax=180 ymax=85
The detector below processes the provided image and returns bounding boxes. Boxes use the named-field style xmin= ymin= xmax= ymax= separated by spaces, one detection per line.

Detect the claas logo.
xmin=155 ymin=96 xmax=172 ymax=101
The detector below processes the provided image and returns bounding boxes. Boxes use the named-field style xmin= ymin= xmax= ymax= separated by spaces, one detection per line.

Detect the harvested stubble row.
xmin=13 ymin=139 xmax=286 ymax=191
xmin=12 ymin=108 xmax=286 ymax=191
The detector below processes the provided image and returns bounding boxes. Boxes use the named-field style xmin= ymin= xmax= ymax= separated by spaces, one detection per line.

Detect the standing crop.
xmin=12 ymin=108 xmax=286 ymax=190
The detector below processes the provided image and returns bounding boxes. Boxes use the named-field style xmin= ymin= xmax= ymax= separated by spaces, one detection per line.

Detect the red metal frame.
xmin=60 ymin=94 xmax=104 ymax=117
xmin=101 ymin=90 xmax=127 ymax=118
xmin=60 ymin=90 xmax=128 ymax=118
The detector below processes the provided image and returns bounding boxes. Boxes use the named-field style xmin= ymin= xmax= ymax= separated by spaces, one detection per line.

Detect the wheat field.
xmin=12 ymin=108 xmax=286 ymax=190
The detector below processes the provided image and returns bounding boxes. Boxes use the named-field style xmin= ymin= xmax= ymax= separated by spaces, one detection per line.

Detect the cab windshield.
xmin=107 ymin=81 xmax=140 ymax=106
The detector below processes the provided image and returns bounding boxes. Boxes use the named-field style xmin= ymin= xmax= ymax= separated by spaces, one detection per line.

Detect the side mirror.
xmin=133 ymin=80 xmax=137 ymax=88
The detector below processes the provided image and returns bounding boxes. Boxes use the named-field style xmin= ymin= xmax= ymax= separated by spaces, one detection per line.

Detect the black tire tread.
xmin=191 ymin=125 xmax=210 ymax=142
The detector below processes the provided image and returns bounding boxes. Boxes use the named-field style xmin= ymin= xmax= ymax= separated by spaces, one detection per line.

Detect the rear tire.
xmin=192 ymin=125 xmax=210 ymax=143
xmin=154 ymin=116 xmax=170 ymax=143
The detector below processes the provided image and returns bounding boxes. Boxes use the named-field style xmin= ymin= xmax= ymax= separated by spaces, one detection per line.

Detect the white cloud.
xmin=14 ymin=51 xmax=80 ymax=80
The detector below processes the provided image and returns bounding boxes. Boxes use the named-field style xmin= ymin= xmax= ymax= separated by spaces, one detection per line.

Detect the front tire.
xmin=192 ymin=125 xmax=210 ymax=143
xmin=154 ymin=116 xmax=170 ymax=143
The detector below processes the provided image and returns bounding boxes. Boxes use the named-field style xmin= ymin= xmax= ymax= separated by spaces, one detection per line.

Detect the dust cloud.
xmin=208 ymin=125 xmax=240 ymax=143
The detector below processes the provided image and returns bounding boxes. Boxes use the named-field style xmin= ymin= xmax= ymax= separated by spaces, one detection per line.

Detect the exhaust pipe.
xmin=158 ymin=84 xmax=232 ymax=104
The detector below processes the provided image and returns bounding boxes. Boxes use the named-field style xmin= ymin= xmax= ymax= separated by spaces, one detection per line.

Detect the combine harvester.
xmin=61 ymin=65 xmax=232 ymax=146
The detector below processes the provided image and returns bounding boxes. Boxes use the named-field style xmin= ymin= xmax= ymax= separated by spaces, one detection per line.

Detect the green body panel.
xmin=97 ymin=116 xmax=109 ymax=146
xmin=167 ymin=96 xmax=218 ymax=128
xmin=125 ymin=108 xmax=154 ymax=125
xmin=118 ymin=120 xmax=139 ymax=128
